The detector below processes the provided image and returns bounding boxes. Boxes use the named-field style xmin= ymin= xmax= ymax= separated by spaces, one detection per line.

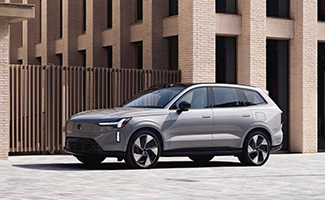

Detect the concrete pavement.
xmin=0 ymin=153 xmax=325 ymax=199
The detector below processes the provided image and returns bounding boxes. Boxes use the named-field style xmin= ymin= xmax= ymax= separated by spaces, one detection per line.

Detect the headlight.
xmin=98 ymin=117 xmax=132 ymax=128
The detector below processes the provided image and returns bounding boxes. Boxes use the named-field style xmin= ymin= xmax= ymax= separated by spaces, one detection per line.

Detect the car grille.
xmin=66 ymin=138 xmax=103 ymax=153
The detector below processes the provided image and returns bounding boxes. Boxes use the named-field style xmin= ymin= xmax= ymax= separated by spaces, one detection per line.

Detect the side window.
xmin=175 ymin=87 xmax=208 ymax=109
xmin=212 ymin=87 xmax=242 ymax=107
xmin=241 ymin=89 xmax=266 ymax=106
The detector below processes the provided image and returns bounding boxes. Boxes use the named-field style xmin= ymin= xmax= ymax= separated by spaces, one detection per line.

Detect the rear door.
xmin=211 ymin=87 xmax=253 ymax=148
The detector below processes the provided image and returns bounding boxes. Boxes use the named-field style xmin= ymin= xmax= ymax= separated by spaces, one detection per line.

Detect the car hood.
xmin=69 ymin=107 xmax=168 ymax=121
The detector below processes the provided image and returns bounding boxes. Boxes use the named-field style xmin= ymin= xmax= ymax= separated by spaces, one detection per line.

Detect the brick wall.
xmin=0 ymin=20 xmax=9 ymax=160
xmin=289 ymin=0 xmax=318 ymax=153
xmin=237 ymin=0 xmax=267 ymax=89
xmin=179 ymin=0 xmax=215 ymax=83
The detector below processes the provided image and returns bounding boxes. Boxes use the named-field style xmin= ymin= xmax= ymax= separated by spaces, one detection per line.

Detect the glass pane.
xmin=212 ymin=87 xmax=242 ymax=107
xmin=216 ymin=0 xmax=237 ymax=14
xmin=176 ymin=88 xmax=208 ymax=109
xmin=137 ymin=0 xmax=143 ymax=21
xmin=242 ymin=90 xmax=266 ymax=105
xmin=318 ymin=43 xmax=325 ymax=149
xmin=216 ymin=36 xmax=237 ymax=84
xmin=319 ymin=0 xmax=325 ymax=21
xmin=266 ymin=39 xmax=289 ymax=150
xmin=169 ymin=37 xmax=178 ymax=70
xmin=169 ymin=0 xmax=178 ymax=16
xmin=267 ymin=0 xmax=289 ymax=18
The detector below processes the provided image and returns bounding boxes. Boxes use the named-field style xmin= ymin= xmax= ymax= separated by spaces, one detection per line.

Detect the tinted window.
xmin=212 ymin=87 xmax=242 ymax=107
xmin=122 ymin=87 xmax=185 ymax=108
xmin=242 ymin=90 xmax=266 ymax=106
xmin=175 ymin=88 xmax=208 ymax=109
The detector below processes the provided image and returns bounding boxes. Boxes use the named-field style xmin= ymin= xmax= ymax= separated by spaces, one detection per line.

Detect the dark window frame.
xmin=135 ymin=42 xmax=143 ymax=69
xmin=107 ymin=0 xmax=112 ymax=28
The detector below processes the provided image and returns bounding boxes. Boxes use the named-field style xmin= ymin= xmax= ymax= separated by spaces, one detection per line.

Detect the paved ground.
xmin=0 ymin=153 xmax=325 ymax=200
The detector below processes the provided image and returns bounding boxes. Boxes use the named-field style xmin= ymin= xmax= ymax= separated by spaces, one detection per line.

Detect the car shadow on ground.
xmin=12 ymin=160 xmax=242 ymax=171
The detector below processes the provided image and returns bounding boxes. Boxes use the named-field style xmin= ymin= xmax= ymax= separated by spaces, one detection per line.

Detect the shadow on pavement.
xmin=12 ymin=160 xmax=242 ymax=171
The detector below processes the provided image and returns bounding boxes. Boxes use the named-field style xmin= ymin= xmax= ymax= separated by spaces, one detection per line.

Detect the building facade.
xmin=2 ymin=0 xmax=325 ymax=153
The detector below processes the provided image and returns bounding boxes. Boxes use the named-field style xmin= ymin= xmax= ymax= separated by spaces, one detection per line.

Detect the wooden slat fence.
xmin=9 ymin=65 xmax=181 ymax=153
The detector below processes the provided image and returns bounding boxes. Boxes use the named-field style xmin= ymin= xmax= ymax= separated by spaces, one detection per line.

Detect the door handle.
xmin=242 ymin=114 xmax=250 ymax=117
xmin=202 ymin=116 xmax=211 ymax=118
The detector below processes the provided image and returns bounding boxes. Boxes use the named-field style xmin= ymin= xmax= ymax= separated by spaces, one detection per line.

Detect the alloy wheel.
xmin=247 ymin=134 xmax=269 ymax=165
xmin=131 ymin=134 xmax=159 ymax=168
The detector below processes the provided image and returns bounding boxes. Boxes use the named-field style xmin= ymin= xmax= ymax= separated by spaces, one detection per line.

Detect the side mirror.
xmin=177 ymin=101 xmax=191 ymax=113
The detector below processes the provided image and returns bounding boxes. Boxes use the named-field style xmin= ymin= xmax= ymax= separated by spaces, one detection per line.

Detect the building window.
xmin=60 ymin=0 xmax=63 ymax=38
xmin=107 ymin=46 xmax=113 ymax=68
xmin=267 ymin=0 xmax=289 ymax=18
xmin=57 ymin=54 xmax=63 ymax=66
xmin=135 ymin=42 xmax=143 ymax=69
xmin=82 ymin=0 xmax=86 ymax=32
xmin=319 ymin=0 xmax=325 ymax=21
xmin=169 ymin=0 xmax=178 ymax=16
xmin=216 ymin=36 xmax=236 ymax=84
xmin=80 ymin=50 xmax=86 ymax=67
xmin=266 ymin=39 xmax=289 ymax=150
xmin=39 ymin=0 xmax=42 ymax=43
xmin=216 ymin=0 xmax=237 ymax=14
xmin=318 ymin=43 xmax=325 ymax=149
xmin=169 ymin=37 xmax=178 ymax=70
xmin=136 ymin=0 xmax=143 ymax=21
xmin=107 ymin=0 xmax=112 ymax=28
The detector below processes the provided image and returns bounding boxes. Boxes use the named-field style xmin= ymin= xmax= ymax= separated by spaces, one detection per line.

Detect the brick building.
xmin=0 ymin=2 xmax=34 ymax=160
xmin=2 ymin=0 xmax=325 ymax=153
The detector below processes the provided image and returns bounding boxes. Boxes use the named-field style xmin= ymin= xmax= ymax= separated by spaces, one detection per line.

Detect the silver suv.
xmin=65 ymin=83 xmax=283 ymax=168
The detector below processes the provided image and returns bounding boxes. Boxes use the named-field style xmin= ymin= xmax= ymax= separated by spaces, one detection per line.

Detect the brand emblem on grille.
xmin=77 ymin=124 xmax=82 ymax=131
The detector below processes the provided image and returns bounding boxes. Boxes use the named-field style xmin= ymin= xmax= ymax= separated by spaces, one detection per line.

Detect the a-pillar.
xmin=178 ymin=0 xmax=216 ymax=83
xmin=237 ymin=0 xmax=267 ymax=89
xmin=289 ymin=0 xmax=318 ymax=153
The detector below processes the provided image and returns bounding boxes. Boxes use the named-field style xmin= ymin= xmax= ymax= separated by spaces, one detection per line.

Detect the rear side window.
xmin=212 ymin=87 xmax=243 ymax=107
xmin=241 ymin=89 xmax=266 ymax=106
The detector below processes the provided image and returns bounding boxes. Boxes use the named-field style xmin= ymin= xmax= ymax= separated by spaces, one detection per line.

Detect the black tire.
xmin=188 ymin=155 xmax=214 ymax=163
xmin=238 ymin=130 xmax=271 ymax=166
xmin=125 ymin=130 xmax=161 ymax=169
xmin=75 ymin=155 xmax=106 ymax=165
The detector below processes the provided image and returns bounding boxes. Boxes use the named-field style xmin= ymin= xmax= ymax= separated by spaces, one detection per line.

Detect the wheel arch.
xmin=243 ymin=127 xmax=272 ymax=147
xmin=129 ymin=127 xmax=164 ymax=151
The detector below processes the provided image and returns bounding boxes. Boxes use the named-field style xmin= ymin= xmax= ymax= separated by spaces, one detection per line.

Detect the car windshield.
xmin=121 ymin=85 xmax=186 ymax=108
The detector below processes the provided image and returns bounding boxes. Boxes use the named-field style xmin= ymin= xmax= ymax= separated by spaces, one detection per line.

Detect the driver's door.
xmin=167 ymin=87 xmax=214 ymax=149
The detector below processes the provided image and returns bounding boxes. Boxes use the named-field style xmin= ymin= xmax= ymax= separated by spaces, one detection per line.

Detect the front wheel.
xmin=125 ymin=130 xmax=161 ymax=169
xmin=238 ymin=131 xmax=271 ymax=166
xmin=75 ymin=155 xmax=106 ymax=165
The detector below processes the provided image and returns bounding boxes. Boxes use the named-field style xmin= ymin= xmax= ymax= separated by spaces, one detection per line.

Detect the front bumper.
xmin=65 ymin=137 xmax=125 ymax=159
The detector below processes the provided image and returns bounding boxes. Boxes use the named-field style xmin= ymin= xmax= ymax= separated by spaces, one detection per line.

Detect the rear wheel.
xmin=75 ymin=155 xmax=106 ymax=165
xmin=125 ymin=130 xmax=161 ymax=169
xmin=238 ymin=131 xmax=271 ymax=166
xmin=188 ymin=155 xmax=214 ymax=163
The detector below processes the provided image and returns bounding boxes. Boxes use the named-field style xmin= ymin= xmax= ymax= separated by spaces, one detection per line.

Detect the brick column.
xmin=237 ymin=0 xmax=266 ymax=89
xmin=41 ymin=0 xmax=60 ymax=65
xmin=143 ymin=0 xmax=168 ymax=70
xmin=113 ymin=0 xmax=135 ymax=68
xmin=178 ymin=0 xmax=215 ymax=83
xmin=62 ymin=0 xmax=84 ymax=66
xmin=289 ymin=0 xmax=318 ymax=153
xmin=0 ymin=20 xmax=9 ymax=160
